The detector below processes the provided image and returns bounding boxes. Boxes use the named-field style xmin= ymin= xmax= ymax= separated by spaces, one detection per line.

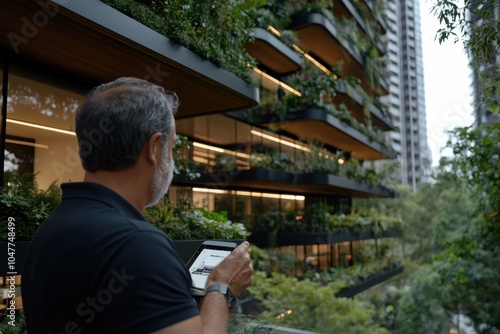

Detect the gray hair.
xmin=75 ymin=77 xmax=179 ymax=172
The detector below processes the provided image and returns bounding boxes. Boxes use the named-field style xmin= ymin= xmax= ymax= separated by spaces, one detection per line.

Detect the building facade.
xmin=0 ymin=0 xmax=404 ymax=320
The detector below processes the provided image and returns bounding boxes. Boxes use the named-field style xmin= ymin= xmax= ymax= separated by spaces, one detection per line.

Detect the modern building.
xmin=384 ymin=0 xmax=432 ymax=189
xmin=0 ymin=0 xmax=403 ymax=319
xmin=469 ymin=0 xmax=500 ymax=127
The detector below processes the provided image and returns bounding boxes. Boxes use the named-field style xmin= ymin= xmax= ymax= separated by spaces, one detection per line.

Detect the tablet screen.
xmin=188 ymin=248 xmax=232 ymax=290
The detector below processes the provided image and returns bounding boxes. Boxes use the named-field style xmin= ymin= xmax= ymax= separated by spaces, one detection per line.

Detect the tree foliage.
xmin=389 ymin=125 xmax=500 ymax=333
xmin=248 ymin=271 xmax=391 ymax=334
xmin=431 ymin=0 xmax=500 ymax=112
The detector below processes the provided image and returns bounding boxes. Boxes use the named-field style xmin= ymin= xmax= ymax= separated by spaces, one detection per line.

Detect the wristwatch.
xmin=205 ymin=284 xmax=237 ymax=310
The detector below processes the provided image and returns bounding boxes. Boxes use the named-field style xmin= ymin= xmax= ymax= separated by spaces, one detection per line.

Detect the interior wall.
xmin=34 ymin=137 xmax=85 ymax=189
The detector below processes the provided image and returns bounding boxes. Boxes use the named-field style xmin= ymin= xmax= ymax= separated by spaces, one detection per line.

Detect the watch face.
xmin=226 ymin=288 xmax=237 ymax=310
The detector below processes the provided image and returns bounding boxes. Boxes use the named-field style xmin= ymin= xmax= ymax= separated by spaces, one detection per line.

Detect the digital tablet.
xmin=186 ymin=240 xmax=237 ymax=295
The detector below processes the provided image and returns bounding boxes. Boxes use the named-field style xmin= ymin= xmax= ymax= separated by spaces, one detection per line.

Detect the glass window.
xmin=4 ymin=69 xmax=85 ymax=189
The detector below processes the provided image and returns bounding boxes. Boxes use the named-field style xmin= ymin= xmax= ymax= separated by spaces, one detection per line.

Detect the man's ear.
xmin=146 ymin=132 xmax=163 ymax=166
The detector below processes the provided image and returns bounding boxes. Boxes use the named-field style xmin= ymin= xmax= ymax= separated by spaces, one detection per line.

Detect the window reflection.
xmin=4 ymin=70 xmax=85 ymax=188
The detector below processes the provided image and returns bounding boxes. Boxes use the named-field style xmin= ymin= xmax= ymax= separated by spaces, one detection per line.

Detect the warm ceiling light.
xmin=192 ymin=187 xmax=229 ymax=194
xmin=192 ymin=156 xmax=209 ymax=164
xmin=251 ymin=129 xmax=311 ymax=152
xmin=193 ymin=150 xmax=217 ymax=159
xmin=292 ymin=45 xmax=337 ymax=79
xmin=5 ymin=138 xmax=48 ymax=149
xmin=7 ymin=119 xmax=76 ymax=136
xmin=267 ymin=25 xmax=281 ymax=37
xmin=193 ymin=142 xmax=224 ymax=153
xmin=261 ymin=193 xmax=281 ymax=199
xmin=193 ymin=142 xmax=250 ymax=159
xmin=195 ymin=188 xmax=305 ymax=201
xmin=253 ymin=68 xmax=302 ymax=96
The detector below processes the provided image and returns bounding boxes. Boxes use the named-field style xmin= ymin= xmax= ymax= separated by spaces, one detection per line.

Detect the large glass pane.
xmin=5 ymin=70 xmax=85 ymax=189
xmin=1 ymin=60 xmax=4 ymax=182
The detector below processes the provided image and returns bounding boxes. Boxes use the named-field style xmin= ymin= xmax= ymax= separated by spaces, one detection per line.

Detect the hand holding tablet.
xmin=186 ymin=241 xmax=237 ymax=294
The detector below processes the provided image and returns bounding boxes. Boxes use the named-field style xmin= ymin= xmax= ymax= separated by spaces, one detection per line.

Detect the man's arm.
xmin=151 ymin=241 xmax=253 ymax=334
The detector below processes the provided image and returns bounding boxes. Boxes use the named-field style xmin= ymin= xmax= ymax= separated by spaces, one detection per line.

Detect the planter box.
xmin=173 ymin=168 xmax=395 ymax=198
xmin=249 ymin=228 xmax=403 ymax=247
xmin=335 ymin=264 xmax=404 ymax=298
xmin=228 ymin=108 xmax=396 ymax=161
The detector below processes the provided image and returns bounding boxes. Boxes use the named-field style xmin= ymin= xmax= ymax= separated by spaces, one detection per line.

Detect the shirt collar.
xmin=60 ymin=182 xmax=145 ymax=221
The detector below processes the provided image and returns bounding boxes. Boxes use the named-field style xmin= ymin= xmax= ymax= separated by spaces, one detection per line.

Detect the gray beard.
xmin=146 ymin=152 xmax=174 ymax=207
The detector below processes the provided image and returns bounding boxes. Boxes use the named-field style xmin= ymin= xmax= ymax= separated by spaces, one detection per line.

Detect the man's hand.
xmin=206 ymin=241 xmax=253 ymax=296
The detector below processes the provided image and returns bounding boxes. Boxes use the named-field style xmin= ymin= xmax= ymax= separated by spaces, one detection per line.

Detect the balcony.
xmin=230 ymin=108 xmax=396 ymax=160
xmin=245 ymin=28 xmax=304 ymax=75
xmin=333 ymin=0 xmax=387 ymax=55
xmin=289 ymin=12 xmax=389 ymax=96
xmin=174 ymin=168 xmax=395 ymax=198
xmin=250 ymin=227 xmax=402 ymax=248
xmin=335 ymin=82 xmax=394 ymax=131
xmin=0 ymin=0 xmax=258 ymax=119
xmin=335 ymin=263 xmax=404 ymax=297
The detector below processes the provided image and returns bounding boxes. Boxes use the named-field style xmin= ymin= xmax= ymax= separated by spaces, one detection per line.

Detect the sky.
xmin=419 ymin=1 xmax=475 ymax=166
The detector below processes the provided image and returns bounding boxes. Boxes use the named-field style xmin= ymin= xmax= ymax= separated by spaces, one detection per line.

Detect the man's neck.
xmin=83 ymin=170 xmax=151 ymax=211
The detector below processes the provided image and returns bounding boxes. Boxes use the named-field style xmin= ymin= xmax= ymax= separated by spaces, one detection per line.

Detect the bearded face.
xmin=147 ymin=132 xmax=175 ymax=208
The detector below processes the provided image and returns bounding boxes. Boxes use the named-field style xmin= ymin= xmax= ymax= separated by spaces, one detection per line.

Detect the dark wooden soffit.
xmin=244 ymin=109 xmax=396 ymax=160
xmin=290 ymin=13 xmax=389 ymax=96
xmin=245 ymin=28 xmax=304 ymax=75
xmin=0 ymin=0 xmax=258 ymax=118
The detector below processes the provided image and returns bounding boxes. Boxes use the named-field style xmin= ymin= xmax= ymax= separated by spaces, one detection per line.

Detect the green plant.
xmin=214 ymin=154 xmax=237 ymax=171
xmin=305 ymin=202 xmax=332 ymax=231
xmin=173 ymin=134 xmax=202 ymax=180
xmin=252 ymin=61 xmax=392 ymax=150
xmin=228 ymin=314 xmax=276 ymax=334
xmin=306 ymin=260 xmax=402 ymax=289
xmin=0 ymin=172 xmax=62 ymax=241
xmin=144 ymin=195 xmax=250 ymax=240
xmin=102 ymin=0 xmax=260 ymax=83
xmin=0 ymin=313 xmax=27 ymax=333
xmin=251 ymin=203 xmax=402 ymax=234
xmin=248 ymin=271 xmax=391 ymax=333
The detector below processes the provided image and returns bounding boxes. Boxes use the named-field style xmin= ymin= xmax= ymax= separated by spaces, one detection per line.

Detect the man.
xmin=22 ymin=77 xmax=253 ymax=333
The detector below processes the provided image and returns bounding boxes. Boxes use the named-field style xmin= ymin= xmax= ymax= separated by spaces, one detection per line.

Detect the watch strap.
xmin=205 ymin=284 xmax=237 ymax=310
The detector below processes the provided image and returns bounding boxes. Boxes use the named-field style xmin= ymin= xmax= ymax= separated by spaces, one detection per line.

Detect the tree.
xmin=390 ymin=125 xmax=500 ymax=333
xmin=431 ymin=0 xmax=500 ymax=112
xmin=248 ymin=271 xmax=391 ymax=334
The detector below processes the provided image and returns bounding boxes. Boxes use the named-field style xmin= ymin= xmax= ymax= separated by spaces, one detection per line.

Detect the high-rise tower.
xmin=384 ymin=0 xmax=432 ymax=190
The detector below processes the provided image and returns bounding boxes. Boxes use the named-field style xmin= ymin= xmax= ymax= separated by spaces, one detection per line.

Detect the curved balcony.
xmin=249 ymin=227 xmax=402 ymax=248
xmin=289 ymin=12 xmax=389 ymax=96
xmin=334 ymin=0 xmax=387 ymax=55
xmin=0 ymin=0 xmax=259 ymax=119
xmin=335 ymin=263 xmax=403 ymax=297
xmin=173 ymin=168 xmax=395 ymax=198
xmin=335 ymin=82 xmax=393 ymax=131
xmin=361 ymin=0 xmax=388 ymax=34
xmin=245 ymin=28 xmax=304 ymax=75
xmin=231 ymin=108 xmax=396 ymax=160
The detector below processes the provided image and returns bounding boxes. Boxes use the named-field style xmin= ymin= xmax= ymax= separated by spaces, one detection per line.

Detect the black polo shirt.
xmin=22 ymin=182 xmax=199 ymax=333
